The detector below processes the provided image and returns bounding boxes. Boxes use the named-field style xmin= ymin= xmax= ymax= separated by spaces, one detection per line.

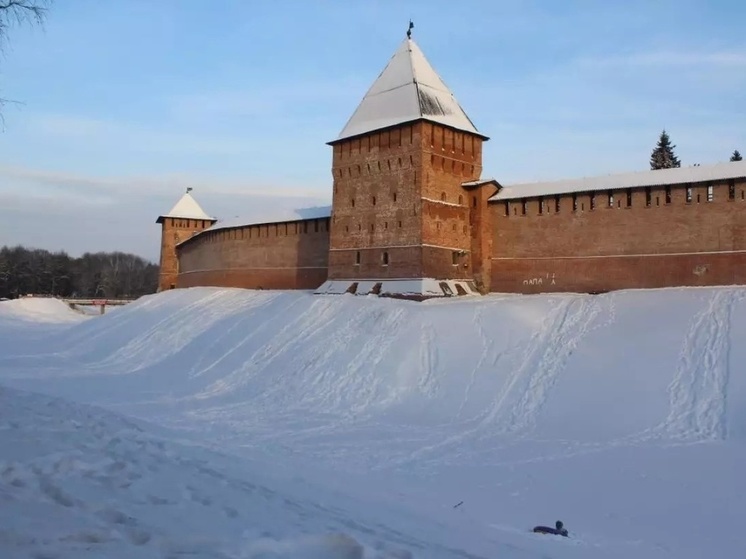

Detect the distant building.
xmin=157 ymin=32 xmax=746 ymax=298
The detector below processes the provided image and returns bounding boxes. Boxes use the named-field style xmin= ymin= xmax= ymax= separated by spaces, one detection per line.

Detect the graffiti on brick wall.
xmin=523 ymin=273 xmax=557 ymax=286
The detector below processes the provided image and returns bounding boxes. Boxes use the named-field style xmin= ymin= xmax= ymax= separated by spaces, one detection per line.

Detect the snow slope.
xmin=1 ymin=287 xmax=745 ymax=558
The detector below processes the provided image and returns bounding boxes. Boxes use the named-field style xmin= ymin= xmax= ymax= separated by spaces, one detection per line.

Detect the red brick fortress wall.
xmin=490 ymin=177 xmax=746 ymax=293
xmin=176 ymin=218 xmax=330 ymax=290
xmin=327 ymin=120 xmax=488 ymax=284
xmin=158 ymin=217 xmax=214 ymax=291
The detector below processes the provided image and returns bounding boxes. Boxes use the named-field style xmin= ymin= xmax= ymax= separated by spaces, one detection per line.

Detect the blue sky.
xmin=1 ymin=0 xmax=744 ymax=261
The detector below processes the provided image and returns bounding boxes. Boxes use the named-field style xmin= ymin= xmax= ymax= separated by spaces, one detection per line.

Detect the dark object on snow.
xmin=533 ymin=520 xmax=568 ymax=537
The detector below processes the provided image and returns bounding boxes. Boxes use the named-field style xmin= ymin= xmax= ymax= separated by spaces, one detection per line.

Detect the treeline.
xmin=0 ymin=245 xmax=158 ymax=300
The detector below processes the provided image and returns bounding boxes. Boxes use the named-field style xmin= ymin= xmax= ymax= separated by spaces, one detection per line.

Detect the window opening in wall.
xmin=626 ymin=188 xmax=632 ymax=207
xmin=608 ymin=190 xmax=614 ymax=207
xmin=504 ymin=201 xmax=510 ymax=216
xmin=555 ymin=195 xmax=560 ymax=212
xmin=645 ymin=187 xmax=651 ymax=207
xmin=452 ymin=223 xmax=457 ymax=231
xmin=382 ymin=252 xmax=389 ymax=266
xmin=441 ymin=192 xmax=446 ymax=201
xmin=345 ymin=226 xmax=349 ymax=232
xmin=351 ymin=198 xmax=355 ymax=207
xmin=436 ymin=222 xmax=441 ymax=231
xmin=372 ymin=196 xmax=376 ymax=205
xmin=686 ymin=186 xmax=692 ymax=203
xmin=656 ymin=196 xmax=660 ymax=206
xmin=459 ymin=195 xmax=463 ymax=205
xmin=398 ymin=221 xmax=402 ymax=228
xmin=665 ymin=185 xmax=672 ymax=204
xmin=358 ymin=224 xmax=361 ymax=231
xmin=572 ymin=194 xmax=577 ymax=211
xmin=521 ymin=199 xmax=527 ymax=215
xmin=472 ymin=196 xmax=477 ymax=207
xmin=393 ymin=192 xmax=397 ymax=202
xmin=355 ymin=251 xmax=361 ymax=265
xmin=728 ymin=180 xmax=736 ymax=200
xmin=589 ymin=192 xmax=595 ymax=210
xmin=538 ymin=197 xmax=544 ymax=215
xmin=707 ymin=184 xmax=714 ymax=202
xmin=385 ymin=222 xmax=388 ymax=229
xmin=452 ymin=251 xmax=459 ymax=266
xmin=370 ymin=224 xmax=374 ymax=231
xmin=697 ymin=193 xmax=701 ymax=203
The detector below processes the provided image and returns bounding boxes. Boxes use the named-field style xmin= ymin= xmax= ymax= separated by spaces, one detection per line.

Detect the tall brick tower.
xmin=156 ymin=189 xmax=216 ymax=291
xmin=318 ymin=29 xmax=498 ymax=298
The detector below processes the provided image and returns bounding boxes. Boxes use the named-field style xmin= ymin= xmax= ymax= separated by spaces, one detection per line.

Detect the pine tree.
xmin=731 ymin=150 xmax=743 ymax=162
xmin=649 ymin=129 xmax=681 ymax=170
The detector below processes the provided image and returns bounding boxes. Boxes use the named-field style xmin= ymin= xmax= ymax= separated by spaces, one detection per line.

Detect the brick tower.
xmin=317 ymin=29 xmax=498 ymax=298
xmin=156 ymin=189 xmax=216 ymax=291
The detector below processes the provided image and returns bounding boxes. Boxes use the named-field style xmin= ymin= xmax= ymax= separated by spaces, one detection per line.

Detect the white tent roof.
xmin=333 ymin=37 xmax=484 ymax=142
xmin=490 ymin=161 xmax=746 ymax=201
xmin=157 ymin=192 xmax=215 ymax=222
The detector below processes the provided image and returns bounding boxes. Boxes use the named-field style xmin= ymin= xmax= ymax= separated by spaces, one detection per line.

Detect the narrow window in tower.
xmin=590 ymin=192 xmax=596 ymax=210
xmin=398 ymin=157 xmax=402 ymax=167
xmin=572 ymin=194 xmax=578 ymax=211
xmin=504 ymin=201 xmax=509 ymax=216
xmin=393 ymin=192 xmax=397 ymax=202
xmin=608 ymin=190 xmax=614 ymax=207
xmin=385 ymin=222 xmax=388 ymax=229
xmin=665 ymin=185 xmax=672 ymax=204
xmin=459 ymin=195 xmax=463 ymax=205
xmin=441 ymin=192 xmax=446 ymax=202
xmin=453 ymin=223 xmax=457 ymax=231
xmin=372 ymin=196 xmax=376 ymax=205
xmin=370 ymin=224 xmax=374 ymax=232
xmin=729 ymin=180 xmax=736 ymax=200
xmin=645 ymin=187 xmax=652 ymax=207
xmin=656 ymin=196 xmax=660 ymax=206
xmin=473 ymin=196 xmax=478 ymax=208
xmin=398 ymin=221 xmax=402 ymax=228
xmin=555 ymin=195 xmax=560 ymax=212
xmin=351 ymin=198 xmax=355 ymax=207
xmin=382 ymin=252 xmax=389 ymax=266
xmin=707 ymin=184 xmax=714 ymax=202
xmin=626 ymin=189 xmax=632 ymax=207
xmin=345 ymin=226 xmax=349 ymax=232
xmin=452 ymin=251 xmax=459 ymax=266
xmin=538 ymin=197 xmax=544 ymax=215
xmin=358 ymin=224 xmax=361 ymax=231
xmin=355 ymin=251 xmax=360 ymax=265
xmin=521 ymin=199 xmax=527 ymax=215
xmin=686 ymin=186 xmax=692 ymax=203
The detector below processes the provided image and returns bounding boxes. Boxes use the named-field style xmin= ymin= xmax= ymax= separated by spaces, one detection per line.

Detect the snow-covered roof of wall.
xmin=176 ymin=206 xmax=332 ymax=247
xmin=489 ymin=161 xmax=746 ymax=201
xmin=156 ymin=192 xmax=215 ymax=222
xmin=205 ymin=206 xmax=332 ymax=232
xmin=333 ymin=37 xmax=485 ymax=143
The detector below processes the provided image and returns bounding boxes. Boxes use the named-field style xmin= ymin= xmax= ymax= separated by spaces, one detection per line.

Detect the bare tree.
xmin=0 ymin=0 xmax=51 ymax=120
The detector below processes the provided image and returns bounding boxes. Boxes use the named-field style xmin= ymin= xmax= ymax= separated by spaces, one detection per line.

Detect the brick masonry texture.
xmin=158 ymin=217 xmax=214 ymax=292
xmin=175 ymin=218 xmax=330 ymax=290
xmin=490 ymin=178 xmax=746 ymax=293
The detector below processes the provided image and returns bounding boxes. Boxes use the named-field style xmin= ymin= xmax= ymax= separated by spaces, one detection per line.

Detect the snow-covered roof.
xmin=462 ymin=178 xmax=500 ymax=188
xmin=176 ymin=206 xmax=332 ymax=248
xmin=205 ymin=206 xmax=332 ymax=232
xmin=156 ymin=192 xmax=215 ymax=223
xmin=489 ymin=161 xmax=746 ymax=201
xmin=332 ymin=37 xmax=485 ymax=143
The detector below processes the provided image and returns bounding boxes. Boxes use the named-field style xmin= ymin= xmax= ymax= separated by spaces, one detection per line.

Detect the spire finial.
xmin=186 ymin=187 xmax=193 ymax=194
xmin=406 ymin=20 xmax=414 ymax=39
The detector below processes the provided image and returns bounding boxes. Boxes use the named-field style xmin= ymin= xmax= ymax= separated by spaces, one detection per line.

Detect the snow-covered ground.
xmin=1 ymin=286 xmax=744 ymax=558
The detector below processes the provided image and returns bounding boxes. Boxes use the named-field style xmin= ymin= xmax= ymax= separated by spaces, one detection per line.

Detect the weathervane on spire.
xmin=186 ymin=187 xmax=193 ymax=194
xmin=406 ymin=20 xmax=414 ymax=39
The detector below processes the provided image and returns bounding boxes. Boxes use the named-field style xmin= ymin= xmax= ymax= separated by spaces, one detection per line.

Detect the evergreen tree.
xmin=649 ymin=129 xmax=681 ymax=170
xmin=731 ymin=150 xmax=743 ymax=162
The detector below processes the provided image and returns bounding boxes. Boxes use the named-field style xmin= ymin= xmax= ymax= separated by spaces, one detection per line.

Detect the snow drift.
xmin=1 ymin=286 xmax=745 ymax=558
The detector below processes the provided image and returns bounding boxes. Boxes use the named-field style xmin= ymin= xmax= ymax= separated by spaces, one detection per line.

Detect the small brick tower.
xmin=156 ymin=188 xmax=216 ymax=291
xmin=318 ymin=27 xmax=498 ymax=298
